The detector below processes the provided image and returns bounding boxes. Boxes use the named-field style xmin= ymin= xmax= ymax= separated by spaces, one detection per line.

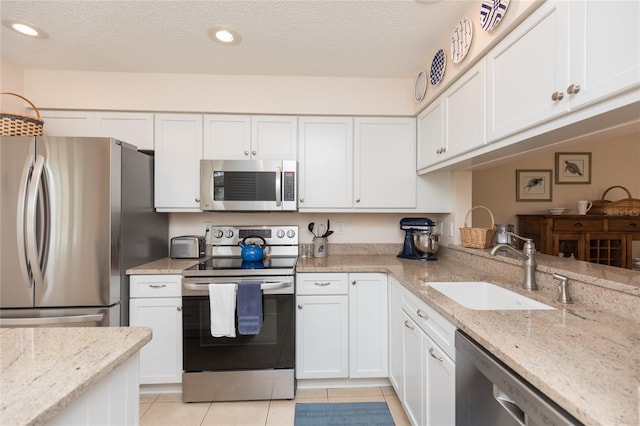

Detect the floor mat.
xmin=294 ymin=402 xmax=395 ymax=426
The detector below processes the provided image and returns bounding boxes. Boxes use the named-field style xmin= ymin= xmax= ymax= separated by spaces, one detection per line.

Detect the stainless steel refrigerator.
xmin=0 ymin=136 xmax=168 ymax=327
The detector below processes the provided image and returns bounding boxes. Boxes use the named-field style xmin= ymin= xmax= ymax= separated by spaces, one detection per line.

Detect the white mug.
xmin=576 ymin=200 xmax=592 ymax=215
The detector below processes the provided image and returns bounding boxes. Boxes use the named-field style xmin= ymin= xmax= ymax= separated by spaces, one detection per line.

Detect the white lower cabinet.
xmin=129 ymin=275 xmax=183 ymax=385
xmin=391 ymin=279 xmax=456 ymax=426
xmin=295 ymin=272 xmax=388 ymax=380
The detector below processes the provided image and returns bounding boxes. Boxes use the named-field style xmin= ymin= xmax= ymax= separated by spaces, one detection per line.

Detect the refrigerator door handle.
xmin=17 ymin=156 xmax=34 ymax=288
xmin=0 ymin=314 xmax=105 ymax=327
xmin=25 ymin=155 xmax=46 ymax=289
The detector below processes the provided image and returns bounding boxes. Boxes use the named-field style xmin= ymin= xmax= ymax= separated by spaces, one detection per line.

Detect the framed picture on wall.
xmin=516 ymin=169 xmax=552 ymax=201
xmin=555 ymin=152 xmax=591 ymax=184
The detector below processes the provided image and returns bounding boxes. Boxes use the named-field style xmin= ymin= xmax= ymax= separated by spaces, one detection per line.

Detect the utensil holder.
xmin=313 ymin=237 xmax=327 ymax=258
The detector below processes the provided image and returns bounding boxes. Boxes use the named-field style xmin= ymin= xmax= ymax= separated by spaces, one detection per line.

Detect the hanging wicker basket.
xmin=460 ymin=205 xmax=495 ymax=248
xmin=590 ymin=186 xmax=640 ymax=216
xmin=1 ymin=92 xmax=45 ymax=136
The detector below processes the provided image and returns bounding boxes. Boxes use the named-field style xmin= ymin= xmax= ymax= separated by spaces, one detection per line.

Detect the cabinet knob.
xmin=574 ymin=222 xmax=583 ymax=227
xmin=351 ymin=280 xmax=357 ymax=285
xmin=252 ymin=150 xmax=257 ymax=156
xmin=195 ymin=198 xmax=200 ymax=203
xmin=551 ymin=91 xmax=564 ymax=101
xmin=297 ymin=304 xmax=303 ymax=309
xmin=177 ymin=306 xmax=182 ymax=311
xmin=299 ymin=198 xmax=304 ymax=203
xmin=355 ymin=198 xmax=360 ymax=203
xmin=567 ymin=84 xmax=581 ymax=95
xmin=244 ymin=151 xmax=249 ymax=156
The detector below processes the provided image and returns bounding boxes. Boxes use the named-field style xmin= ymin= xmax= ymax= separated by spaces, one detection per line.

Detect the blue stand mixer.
xmin=397 ymin=217 xmax=439 ymax=261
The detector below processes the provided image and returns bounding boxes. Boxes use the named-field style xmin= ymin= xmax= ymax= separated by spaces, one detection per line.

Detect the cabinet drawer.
xmin=607 ymin=218 xmax=640 ymax=232
xmin=130 ymin=275 xmax=182 ymax=298
xmin=553 ymin=218 xmax=603 ymax=232
xmin=401 ymin=289 xmax=456 ymax=360
xmin=296 ymin=273 xmax=349 ymax=295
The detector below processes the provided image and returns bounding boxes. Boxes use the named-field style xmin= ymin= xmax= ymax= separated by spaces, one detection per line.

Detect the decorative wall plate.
xmin=451 ymin=17 xmax=473 ymax=64
xmin=414 ymin=71 xmax=427 ymax=102
xmin=430 ymin=49 xmax=446 ymax=86
xmin=480 ymin=0 xmax=510 ymax=32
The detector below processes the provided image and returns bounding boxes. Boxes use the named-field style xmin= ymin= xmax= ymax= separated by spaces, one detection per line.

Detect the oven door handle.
xmin=183 ymin=281 xmax=292 ymax=291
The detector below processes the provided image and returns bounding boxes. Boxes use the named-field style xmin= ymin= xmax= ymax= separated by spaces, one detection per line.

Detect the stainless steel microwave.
xmin=200 ymin=160 xmax=297 ymax=211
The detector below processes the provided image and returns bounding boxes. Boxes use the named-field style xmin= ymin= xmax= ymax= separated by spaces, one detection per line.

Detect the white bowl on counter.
xmin=547 ymin=208 xmax=567 ymax=215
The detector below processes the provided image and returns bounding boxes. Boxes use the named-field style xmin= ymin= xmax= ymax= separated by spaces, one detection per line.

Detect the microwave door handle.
xmin=275 ymin=166 xmax=282 ymax=207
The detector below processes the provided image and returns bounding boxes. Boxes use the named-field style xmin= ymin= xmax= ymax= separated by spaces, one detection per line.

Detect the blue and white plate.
xmin=451 ymin=17 xmax=473 ymax=64
xmin=430 ymin=49 xmax=446 ymax=86
xmin=480 ymin=0 xmax=510 ymax=32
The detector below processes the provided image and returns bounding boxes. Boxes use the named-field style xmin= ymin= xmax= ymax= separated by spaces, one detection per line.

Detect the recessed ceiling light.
xmin=2 ymin=20 xmax=47 ymax=39
xmin=208 ymin=26 xmax=241 ymax=45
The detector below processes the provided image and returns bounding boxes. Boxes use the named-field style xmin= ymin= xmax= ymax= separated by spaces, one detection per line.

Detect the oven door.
xmin=182 ymin=276 xmax=294 ymax=372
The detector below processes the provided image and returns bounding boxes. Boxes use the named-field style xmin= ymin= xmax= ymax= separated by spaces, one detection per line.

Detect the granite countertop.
xmin=0 ymin=327 xmax=151 ymax=426
xmin=127 ymin=248 xmax=639 ymax=425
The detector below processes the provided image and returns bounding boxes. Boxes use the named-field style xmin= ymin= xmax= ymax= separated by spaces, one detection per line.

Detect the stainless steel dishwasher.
xmin=455 ymin=331 xmax=582 ymax=426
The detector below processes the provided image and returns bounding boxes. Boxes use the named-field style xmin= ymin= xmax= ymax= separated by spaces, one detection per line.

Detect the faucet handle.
xmin=553 ymin=273 xmax=573 ymax=304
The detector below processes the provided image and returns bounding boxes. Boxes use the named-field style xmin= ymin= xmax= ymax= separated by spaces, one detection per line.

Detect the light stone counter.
xmin=0 ymin=327 xmax=151 ymax=426
xmin=126 ymin=257 xmax=208 ymax=275
xmin=127 ymin=246 xmax=639 ymax=425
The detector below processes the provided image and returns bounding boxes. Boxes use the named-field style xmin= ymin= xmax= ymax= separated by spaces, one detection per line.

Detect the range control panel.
xmin=210 ymin=225 xmax=298 ymax=246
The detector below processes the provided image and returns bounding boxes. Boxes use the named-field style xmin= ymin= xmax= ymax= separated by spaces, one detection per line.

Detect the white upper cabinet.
xmin=154 ymin=113 xmax=203 ymax=211
xmin=486 ymin=1 xmax=571 ymax=142
xmin=251 ymin=115 xmax=297 ymax=160
xmin=416 ymin=98 xmax=444 ymax=171
xmin=568 ymin=0 xmax=640 ymax=110
xmin=40 ymin=110 xmax=94 ymax=137
xmin=202 ymin=115 xmax=296 ymax=160
xmin=94 ymin=112 xmax=154 ymax=151
xmin=203 ymin=114 xmax=251 ymax=160
xmin=298 ymin=117 xmax=354 ymax=209
xmin=354 ymin=117 xmax=416 ymax=209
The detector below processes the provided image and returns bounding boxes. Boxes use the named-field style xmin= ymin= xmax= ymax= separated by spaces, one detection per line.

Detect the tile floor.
xmin=139 ymin=386 xmax=410 ymax=426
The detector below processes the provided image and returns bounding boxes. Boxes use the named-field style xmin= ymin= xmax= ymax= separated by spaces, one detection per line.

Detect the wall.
xmin=0 ymin=60 xmax=25 ymax=111
xmin=472 ymin=131 xmax=640 ymax=258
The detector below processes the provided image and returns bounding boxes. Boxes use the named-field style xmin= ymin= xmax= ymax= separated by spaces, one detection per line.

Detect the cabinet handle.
xmin=252 ymin=150 xmax=257 ymax=155
xmin=404 ymin=320 xmax=415 ymax=330
xmin=567 ymin=84 xmax=581 ymax=94
xmin=574 ymin=222 xmax=583 ymax=227
xmin=177 ymin=306 xmax=182 ymax=311
xmin=297 ymin=304 xmax=303 ymax=309
xmin=314 ymin=282 xmax=331 ymax=286
xmin=417 ymin=309 xmax=429 ymax=320
xmin=352 ymin=280 xmax=357 ymax=285
xmin=244 ymin=151 xmax=249 ymax=156
xmin=355 ymin=198 xmax=361 ymax=203
xmin=551 ymin=91 xmax=564 ymax=101
xmin=429 ymin=347 xmax=443 ymax=362
xmin=629 ymin=223 xmax=637 ymax=228
xmin=149 ymin=284 xmax=167 ymax=289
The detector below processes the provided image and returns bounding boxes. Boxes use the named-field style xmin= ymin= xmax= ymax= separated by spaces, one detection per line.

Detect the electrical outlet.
xmin=447 ymin=222 xmax=454 ymax=237
xmin=336 ymin=222 xmax=345 ymax=234
xmin=204 ymin=222 xmax=212 ymax=233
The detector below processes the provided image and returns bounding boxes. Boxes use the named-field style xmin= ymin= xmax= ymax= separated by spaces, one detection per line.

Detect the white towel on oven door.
xmin=209 ymin=283 xmax=237 ymax=337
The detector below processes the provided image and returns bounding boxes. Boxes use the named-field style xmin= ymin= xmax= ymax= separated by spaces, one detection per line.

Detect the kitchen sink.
xmin=428 ymin=281 xmax=555 ymax=311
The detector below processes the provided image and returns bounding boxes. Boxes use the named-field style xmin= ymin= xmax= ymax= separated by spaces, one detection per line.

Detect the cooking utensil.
xmin=324 ymin=230 xmax=334 ymax=238
xmin=317 ymin=224 xmax=326 ymax=238
xmin=308 ymin=222 xmax=316 ymax=237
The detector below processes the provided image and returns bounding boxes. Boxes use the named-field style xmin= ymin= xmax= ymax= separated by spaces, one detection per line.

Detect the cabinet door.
xmin=203 ymin=114 xmax=251 ymax=160
xmin=424 ymin=336 xmax=455 ymax=426
xmin=40 ymin=110 xmax=94 ymax=137
xmin=486 ymin=2 xmax=570 ymax=142
xmin=586 ymin=232 xmax=629 ymax=268
xmin=349 ymin=273 xmax=388 ymax=378
xmin=354 ymin=117 xmax=416 ymax=209
xmin=154 ymin=114 xmax=203 ymax=211
xmin=297 ymin=117 xmax=353 ymax=209
xmin=444 ymin=58 xmax=486 ymax=158
xmin=402 ymin=313 xmax=423 ymax=426
xmin=416 ymin=99 xmax=444 ymax=171
xmin=94 ymin=112 xmax=154 ymax=151
xmin=569 ymin=1 xmax=640 ymax=110
xmin=129 ymin=297 xmax=182 ymax=384
xmin=250 ymin=115 xmax=297 ymax=160
xmin=388 ymin=278 xmax=404 ymax=399
xmin=295 ymin=295 xmax=349 ymax=379
xmin=552 ymin=233 xmax=585 ymax=260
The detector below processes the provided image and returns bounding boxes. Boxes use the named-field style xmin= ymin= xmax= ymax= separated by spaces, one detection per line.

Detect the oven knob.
xmin=287 ymin=230 xmax=296 ymax=238
xmin=276 ymin=230 xmax=285 ymax=238
xmin=213 ymin=229 xmax=223 ymax=238
xmin=225 ymin=230 xmax=234 ymax=238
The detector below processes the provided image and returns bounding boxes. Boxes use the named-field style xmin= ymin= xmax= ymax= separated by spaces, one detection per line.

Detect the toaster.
xmin=170 ymin=236 xmax=206 ymax=259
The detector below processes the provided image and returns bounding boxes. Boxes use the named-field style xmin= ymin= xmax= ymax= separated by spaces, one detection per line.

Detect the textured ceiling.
xmin=1 ymin=0 xmax=474 ymax=78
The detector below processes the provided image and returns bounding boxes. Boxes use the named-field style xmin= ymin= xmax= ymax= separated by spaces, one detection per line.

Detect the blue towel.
xmin=237 ymin=281 xmax=263 ymax=335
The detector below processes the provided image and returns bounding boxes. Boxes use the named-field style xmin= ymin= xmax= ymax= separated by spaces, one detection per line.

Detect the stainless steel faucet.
xmin=489 ymin=232 xmax=537 ymax=291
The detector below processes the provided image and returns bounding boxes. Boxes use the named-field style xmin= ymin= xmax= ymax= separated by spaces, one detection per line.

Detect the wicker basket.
xmin=590 ymin=186 xmax=640 ymax=216
xmin=1 ymin=92 xmax=44 ymax=136
xmin=460 ymin=205 xmax=495 ymax=248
